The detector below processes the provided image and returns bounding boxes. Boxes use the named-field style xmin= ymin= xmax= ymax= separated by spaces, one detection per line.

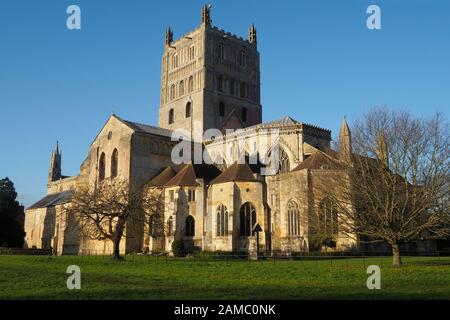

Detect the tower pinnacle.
xmin=201 ymin=4 xmax=212 ymax=26
xmin=48 ymin=141 xmax=62 ymax=183
xmin=248 ymin=23 xmax=257 ymax=45
xmin=165 ymin=27 xmax=173 ymax=46
xmin=339 ymin=116 xmax=352 ymax=161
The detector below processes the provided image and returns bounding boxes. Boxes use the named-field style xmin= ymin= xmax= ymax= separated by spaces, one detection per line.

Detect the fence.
xmin=0 ymin=247 xmax=52 ymax=255
xmin=1 ymin=248 xmax=450 ymax=262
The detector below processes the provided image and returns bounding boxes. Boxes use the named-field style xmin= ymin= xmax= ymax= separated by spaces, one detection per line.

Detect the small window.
xmin=240 ymin=82 xmax=246 ymax=98
xmin=217 ymin=76 xmax=223 ymax=92
xmin=216 ymin=204 xmax=228 ymax=237
xmin=188 ymin=189 xmax=195 ymax=202
xmin=219 ymin=102 xmax=225 ymax=117
xmin=107 ymin=131 xmax=112 ymax=140
xmin=167 ymin=216 xmax=174 ymax=236
xmin=172 ymin=54 xmax=179 ymax=68
xmin=242 ymin=107 xmax=247 ymax=122
xmin=185 ymin=216 xmax=195 ymax=237
xmin=218 ymin=44 xmax=225 ymax=59
xmin=170 ymin=84 xmax=176 ymax=100
xmin=99 ymin=152 xmax=106 ymax=182
xmin=239 ymin=50 xmax=246 ymax=66
xmin=185 ymin=101 xmax=191 ymax=118
xmin=179 ymin=80 xmax=184 ymax=96
xmin=188 ymin=76 xmax=194 ymax=92
xmin=230 ymin=79 xmax=235 ymax=95
xmin=168 ymin=109 xmax=174 ymax=124
xmin=111 ymin=148 xmax=118 ymax=179
xmin=189 ymin=46 xmax=195 ymax=60
xmin=169 ymin=190 xmax=174 ymax=201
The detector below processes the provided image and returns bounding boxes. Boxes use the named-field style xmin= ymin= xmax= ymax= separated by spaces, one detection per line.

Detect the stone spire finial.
xmin=376 ymin=129 xmax=389 ymax=167
xmin=201 ymin=4 xmax=211 ymax=26
xmin=165 ymin=27 xmax=173 ymax=46
xmin=248 ymin=23 xmax=257 ymax=45
xmin=48 ymin=141 xmax=62 ymax=183
xmin=339 ymin=116 xmax=352 ymax=161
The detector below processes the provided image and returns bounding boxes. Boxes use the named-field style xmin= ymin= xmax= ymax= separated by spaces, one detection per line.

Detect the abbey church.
xmin=24 ymin=6 xmax=358 ymax=255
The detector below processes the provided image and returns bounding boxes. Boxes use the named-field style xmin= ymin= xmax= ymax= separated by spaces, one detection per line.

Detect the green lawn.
xmin=0 ymin=255 xmax=449 ymax=299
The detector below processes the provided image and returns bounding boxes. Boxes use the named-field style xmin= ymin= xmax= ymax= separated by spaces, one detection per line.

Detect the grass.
xmin=0 ymin=255 xmax=449 ymax=299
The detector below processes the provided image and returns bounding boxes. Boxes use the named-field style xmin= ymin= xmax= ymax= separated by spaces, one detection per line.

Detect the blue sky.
xmin=1 ymin=0 xmax=449 ymax=206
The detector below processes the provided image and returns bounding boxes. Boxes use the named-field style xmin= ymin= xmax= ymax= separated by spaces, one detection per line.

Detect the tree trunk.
xmin=112 ymin=237 xmax=122 ymax=260
xmin=392 ymin=242 xmax=402 ymax=266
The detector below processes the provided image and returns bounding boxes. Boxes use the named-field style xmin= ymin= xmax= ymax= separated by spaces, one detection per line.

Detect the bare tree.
xmin=69 ymin=179 xmax=164 ymax=260
xmin=321 ymin=108 xmax=450 ymax=266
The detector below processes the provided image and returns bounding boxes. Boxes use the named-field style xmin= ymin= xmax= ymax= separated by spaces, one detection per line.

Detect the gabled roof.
xmin=148 ymin=165 xmax=185 ymax=187
xmin=164 ymin=163 xmax=221 ymax=187
xmin=91 ymin=114 xmax=176 ymax=146
xmin=210 ymin=162 xmax=257 ymax=185
xmin=293 ymin=151 xmax=342 ymax=171
xmin=27 ymin=190 xmax=73 ymax=210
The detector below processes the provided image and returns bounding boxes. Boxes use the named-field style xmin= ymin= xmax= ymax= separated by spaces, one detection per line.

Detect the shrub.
xmin=171 ymin=240 xmax=185 ymax=257
xmin=309 ymin=233 xmax=336 ymax=251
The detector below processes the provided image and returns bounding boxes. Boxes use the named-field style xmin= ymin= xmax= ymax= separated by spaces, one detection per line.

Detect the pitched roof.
xmin=164 ymin=163 xmax=221 ymax=187
xmin=210 ymin=162 xmax=257 ymax=185
xmin=148 ymin=167 xmax=177 ymax=187
xmin=119 ymin=117 xmax=174 ymax=138
xmin=293 ymin=151 xmax=342 ymax=171
xmin=27 ymin=190 xmax=73 ymax=210
xmin=264 ymin=116 xmax=300 ymax=126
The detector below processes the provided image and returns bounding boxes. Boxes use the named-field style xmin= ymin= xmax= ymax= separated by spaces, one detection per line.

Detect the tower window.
xmin=217 ymin=76 xmax=223 ymax=92
xmin=218 ymin=44 xmax=225 ymax=59
xmin=168 ymin=109 xmax=174 ymax=124
xmin=219 ymin=102 xmax=225 ymax=117
xmin=172 ymin=54 xmax=179 ymax=69
xmin=188 ymin=76 xmax=194 ymax=92
xmin=230 ymin=79 xmax=235 ymax=95
xmin=240 ymin=82 xmax=246 ymax=98
xmin=179 ymin=80 xmax=184 ymax=96
xmin=239 ymin=50 xmax=246 ymax=66
xmin=185 ymin=101 xmax=191 ymax=118
xmin=242 ymin=107 xmax=247 ymax=122
xmin=188 ymin=46 xmax=195 ymax=60
xmin=170 ymin=84 xmax=176 ymax=100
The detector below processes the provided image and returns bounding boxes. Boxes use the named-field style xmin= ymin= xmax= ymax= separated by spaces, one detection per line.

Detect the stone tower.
xmin=48 ymin=141 xmax=61 ymax=183
xmin=158 ymin=5 xmax=262 ymax=141
xmin=339 ymin=116 xmax=352 ymax=161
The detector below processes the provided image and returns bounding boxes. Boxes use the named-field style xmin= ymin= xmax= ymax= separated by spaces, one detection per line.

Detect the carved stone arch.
xmin=278 ymin=136 xmax=299 ymax=164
